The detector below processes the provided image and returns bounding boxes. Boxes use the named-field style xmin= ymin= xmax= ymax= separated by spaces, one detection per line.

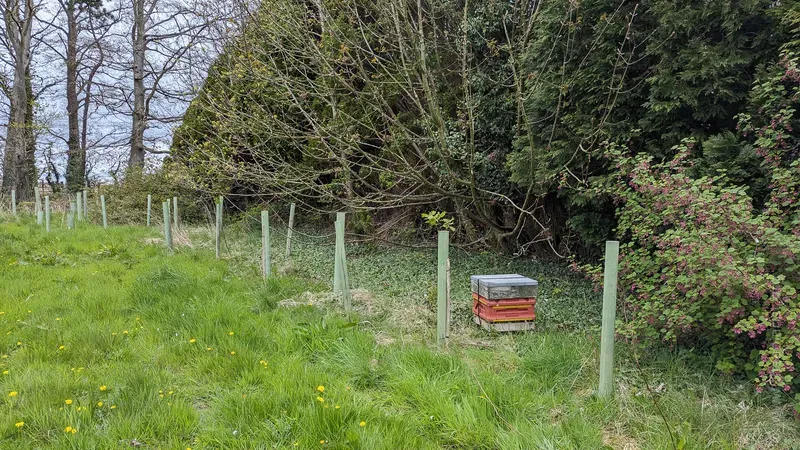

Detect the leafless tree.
xmin=1 ymin=0 xmax=36 ymax=198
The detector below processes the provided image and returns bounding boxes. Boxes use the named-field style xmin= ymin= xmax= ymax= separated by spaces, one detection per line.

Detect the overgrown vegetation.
xmin=2 ymin=218 xmax=799 ymax=448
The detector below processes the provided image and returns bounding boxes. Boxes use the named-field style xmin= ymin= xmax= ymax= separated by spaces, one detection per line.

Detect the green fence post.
xmin=335 ymin=218 xmax=351 ymax=312
xmin=34 ymin=186 xmax=42 ymax=224
xmin=173 ymin=196 xmax=179 ymax=229
xmin=285 ymin=203 xmax=296 ymax=258
xmin=262 ymin=211 xmax=271 ymax=277
xmin=333 ymin=212 xmax=345 ymax=292
xmin=100 ymin=195 xmax=107 ymax=228
xmin=598 ymin=240 xmax=620 ymax=397
xmin=215 ymin=197 xmax=222 ymax=259
xmin=146 ymin=194 xmax=152 ymax=226
xmin=82 ymin=190 xmax=88 ymax=220
xmin=45 ymin=196 xmax=50 ymax=232
xmin=68 ymin=201 xmax=76 ymax=229
xmin=76 ymin=192 xmax=83 ymax=222
xmin=437 ymin=230 xmax=449 ymax=346
xmin=11 ymin=189 xmax=16 ymax=216
xmin=163 ymin=201 xmax=172 ymax=250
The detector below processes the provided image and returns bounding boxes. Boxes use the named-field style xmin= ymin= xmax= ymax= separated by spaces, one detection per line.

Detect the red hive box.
xmin=472 ymin=293 xmax=536 ymax=322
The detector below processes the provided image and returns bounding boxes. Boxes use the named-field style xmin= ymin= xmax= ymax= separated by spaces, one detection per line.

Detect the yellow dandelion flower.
xmin=65 ymin=399 xmax=73 ymax=405
xmin=206 ymin=347 xmax=212 ymax=351
xmin=111 ymin=332 xmax=117 ymax=336
xmin=2 ymin=370 xmax=8 ymax=375
xmin=316 ymin=396 xmax=324 ymax=402
xmin=228 ymin=331 xmax=234 ymax=336
xmin=14 ymin=421 xmax=23 ymax=428
xmin=159 ymin=394 xmax=164 ymax=398
xmin=71 ymin=428 xmax=77 ymax=434
xmin=346 ymin=386 xmax=351 ymax=390
xmin=320 ymin=440 xmax=325 ymax=444
xmin=189 ymin=338 xmax=196 ymax=343
xmin=122 ymin=330 xmax=128 ymax=335
xmin=8 ymin=391 xmax=18 ymax=397
xmin=1 ymin=354 xmax=7 ymax=358
xmin=230 ymin=351 xmax=236 ymax=355
xmin=76 ymin=407 xmax=83 ymax=412
xmin=317 ymin=385 xmax=325 ymax=393
xmin=110 ymin=405 xmax=117 ymax=409
xmin=99 ymin=385 xmax=107 ymax=391
xmin=16 ymin=341 xmax=21 ymax=346
xmin=55 ymin=317 xmax=60 ymax=321
xmin=168 ymin=391 xmax=173 ymax=395
xmin=335 ymin=405 xmax=340 ymax=409
xmin=359 ymin=421 xmax=366 ymax=427
xmin=58 ymin=345 xmax=65 ymax=350
xmin=64 ymin=426 xmax=72 ymax=433
xmin=97 ymin=401 xmax=103 ymax=407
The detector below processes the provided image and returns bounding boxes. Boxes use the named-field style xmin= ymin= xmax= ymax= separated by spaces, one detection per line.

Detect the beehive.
xmin=470 ymin=274 xmax=538 ymax=331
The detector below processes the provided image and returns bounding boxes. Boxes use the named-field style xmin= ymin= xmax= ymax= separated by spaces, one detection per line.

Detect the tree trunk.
xmin=65 ymin=1 xmax=83 ymax=192
xmin=129 ymin=0 xmax=147 ymax=168
xmin=2 ymin=0 xmax=35 ymax=198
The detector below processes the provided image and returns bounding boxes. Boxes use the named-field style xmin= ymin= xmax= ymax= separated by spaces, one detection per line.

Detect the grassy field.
xmin=1 ymin=216 xmax=798 ymax=449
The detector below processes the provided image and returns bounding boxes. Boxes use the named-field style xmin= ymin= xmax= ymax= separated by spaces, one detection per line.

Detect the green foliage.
xmin=421 ymin=211 xmax=454 ymax=232
xmin=99 ymin=167 xmax=208 ymax=226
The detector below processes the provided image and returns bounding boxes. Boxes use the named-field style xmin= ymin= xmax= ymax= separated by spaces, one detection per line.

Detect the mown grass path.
xmin=1 ymin=219 xmax=797 ymax=449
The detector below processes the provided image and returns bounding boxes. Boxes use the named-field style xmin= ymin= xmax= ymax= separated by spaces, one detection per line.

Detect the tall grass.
xmin=0 ymin=216 xmax=797 ymax=449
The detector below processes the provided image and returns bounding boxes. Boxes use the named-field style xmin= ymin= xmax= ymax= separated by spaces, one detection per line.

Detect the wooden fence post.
xmin=598 ymin=240 xmax=620 ymax=397
xmin=215 ymin=196 xmax=222 ymax=259
xmin=146 ymin=194 xmax=152 ymax=226
xmin=437 ymin=230 xmax=449 ymax=346
xmin=82 ymin=190 xmax=88 ymax=220
xmin=45 ymin=196 xmax=50 ymax=232
xmin=333 ymin=212 xmax=345 ymax=292
xmin=262 ymin=210 xmax=271 ymax=277
xmin=285 ymin=202 xmax=295 ymax=258
xmin=11 ymin=189 xmax=16 ymax=216
xmin=76 ymin=192 xmax=83 ymax=222
xmin=100 ymin=195 xmax=108 ymax=228
xmin=34 ymin=186 xmax=42 ymax=225
xmin=68 ymin=201 xmax=76 ymax=229
xmin=335 ymin=218 xmax=351 ymax=311
xmin=163 ymin=201 xmax=172 ymax=250
xmin=173 ymin=196 xmax=179 ymax=229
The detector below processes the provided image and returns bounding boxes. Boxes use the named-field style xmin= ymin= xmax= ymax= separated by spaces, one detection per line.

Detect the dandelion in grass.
xmin=58 ymin=345 xmax=65 ymax=350
xmin=8 ymin=391 xmax=18 ymax=397
xmin=111 ymin=332 xmax=117 ymax=336
xmin=16 ymin=341 xmax=21 ymax=346
xmin=122 ymin=330 xmax=128 ymax=335
xmin=319 ymin=440 xmax=325 ymax=444
xmin=14 ymin=421 xmax=23 ymax=428
xmin=206 ymin=347 xmax=212 ymax=351
xmin=110 ymin=405 xmax=117 ymax=409
xmin=56 ymin=317 xmax=60 ymax=321
xmin=317 ymin=385 xmax=325 ymax=393
xmin=316 ymin=396 xmax=324 ymax=403
xmin=76 ymin=407 xmax=83 ymax=412
xmin=65 ymin=399 xmax=72 ymax=405
xmin=99 ymin=385 xmax=107 ymax=391
xmin=335 ymin=405 xmax=340 ymax=409
xmin=97 ymin=401 xmax=103 ymax=407
xmin=230 ymin=351 xmax=236 ymax=355
xmin=2 ymin=370 xmax=8 ymax=375
xmin=64 ymin=426 xmax=73 ymax=433
xmin=189 ymin=338 xmax=196 ymax=343
xmin=359 ymin=421 xmax=366 ymax=427
xmin=228 ymin=331 xmax=234 ymax=336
